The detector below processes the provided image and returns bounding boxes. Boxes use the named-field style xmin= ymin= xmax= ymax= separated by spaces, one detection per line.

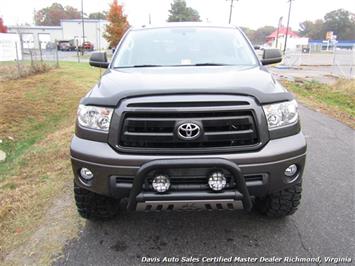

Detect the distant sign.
xmin=325 ymin=31 xmax=333 ymax=40
xmin=0 ymin=33 xmax=22 ymax=61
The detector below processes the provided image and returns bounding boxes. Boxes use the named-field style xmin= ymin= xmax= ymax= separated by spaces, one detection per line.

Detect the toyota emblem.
xmin=177 ymin=122 xmax=201 ymax=140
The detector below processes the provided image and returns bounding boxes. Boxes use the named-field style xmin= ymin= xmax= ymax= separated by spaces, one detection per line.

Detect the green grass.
xmin=0 ymin=115 xmax=66 ymax=180
xmin=0 ymin=61 xmax=100 ymax=260
xmin=0 ymin=62 xmax=98 ymax=180
xmin=282 ymin=79 xmax=355 ymax=127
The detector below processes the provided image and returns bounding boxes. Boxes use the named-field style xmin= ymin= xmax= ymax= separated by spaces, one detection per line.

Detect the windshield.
xmin=112 ymin=27 xmax=258 ymax=68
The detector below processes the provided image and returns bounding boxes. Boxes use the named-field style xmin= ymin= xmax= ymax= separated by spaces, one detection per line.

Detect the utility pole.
xmin=228 ymin=0 xmax=234 ymax=24
xmin=226 ymin=0 xmax=238 ymax=24
xmin=81 ymin=0 xmax=85 ymax=55
xmin=275 ymin=16 xmax=283 ymax=49
xmin=283 ymin=0 xmax=294 ymax=53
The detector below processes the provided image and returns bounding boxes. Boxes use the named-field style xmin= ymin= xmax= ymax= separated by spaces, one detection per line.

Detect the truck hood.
xmin=83 ymin=66 xmax=292 ymax=106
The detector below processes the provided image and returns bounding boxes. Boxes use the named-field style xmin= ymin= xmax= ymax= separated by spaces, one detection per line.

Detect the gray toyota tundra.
xmin=71 ymin=23 xmax=306 ymax=220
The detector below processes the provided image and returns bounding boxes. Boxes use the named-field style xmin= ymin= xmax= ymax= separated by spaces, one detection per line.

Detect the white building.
xmin=7 ymin=19 xmax=108 ymax=50
xmin=61 ymin=19 xmax=108 ymax=50
xmin=0 ymin=33 xmax=22 ymax=61
xmin=7 ymin=25 xmax=62 ymax=49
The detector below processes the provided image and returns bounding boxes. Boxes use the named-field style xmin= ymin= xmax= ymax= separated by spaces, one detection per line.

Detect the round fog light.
xmin=152 ymin=175 xmax=170 ymax=193
xmin=285 ymin=164 xmax=298 ymax=177
xmin=80 ymin=168 xmax=94 ymax=181
xmin=208 ymin=171 xmax=227 ymax=191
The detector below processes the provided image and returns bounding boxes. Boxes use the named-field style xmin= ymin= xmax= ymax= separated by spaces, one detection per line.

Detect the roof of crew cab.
xmin=130 ymin=22 xmax=240 ymax=31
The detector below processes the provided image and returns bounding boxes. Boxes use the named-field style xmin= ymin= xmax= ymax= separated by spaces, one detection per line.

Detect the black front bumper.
xmin=127 ymin=158 xmax=252 ymax=211
xmin=71 ymin=132 xmax=307 ymax=211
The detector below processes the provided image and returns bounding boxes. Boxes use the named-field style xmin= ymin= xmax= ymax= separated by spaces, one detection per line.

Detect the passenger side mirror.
xmin=261 ymin=49 xmax=282 ymax=65
xmin=89 ymin=52 xmax=109 ymax=68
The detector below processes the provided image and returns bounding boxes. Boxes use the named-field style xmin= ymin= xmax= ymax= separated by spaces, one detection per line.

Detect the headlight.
xmin=77 ymin=105 xmax=113 ymax=131
xmin=263 ymin=100 xmax=298 ymax=129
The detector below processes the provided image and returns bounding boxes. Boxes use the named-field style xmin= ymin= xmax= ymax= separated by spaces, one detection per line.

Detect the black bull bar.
xmin=127 ymin=158 xmax=252 ymax=211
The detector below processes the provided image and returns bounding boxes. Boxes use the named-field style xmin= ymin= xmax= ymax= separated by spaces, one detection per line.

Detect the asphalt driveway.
xmin=55 ymin=105 xmax=354 ymax=266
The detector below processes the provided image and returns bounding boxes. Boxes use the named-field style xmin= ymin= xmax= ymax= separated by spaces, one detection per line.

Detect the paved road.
xmin=55 ymin=105 xmax=354 ymax=266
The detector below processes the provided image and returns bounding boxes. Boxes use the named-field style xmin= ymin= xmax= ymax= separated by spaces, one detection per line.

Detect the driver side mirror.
xmin=261 ymin=49 xmax=282 ymax=65
xmin=89 ymin=52 xmax=109 ymax=68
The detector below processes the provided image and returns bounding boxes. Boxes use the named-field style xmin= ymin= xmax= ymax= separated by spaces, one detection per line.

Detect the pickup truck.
xmin=71 ymin=23 xmax=306 ymax=220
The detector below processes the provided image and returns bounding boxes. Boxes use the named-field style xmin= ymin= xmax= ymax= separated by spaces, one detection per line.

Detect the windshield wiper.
xmin=114 ymin=64 xmax=163 ymax=68
xmin=114 ymin=63 xmax=233 ymax=68
xmin=193 ymin=63 xmax=233 ymax=66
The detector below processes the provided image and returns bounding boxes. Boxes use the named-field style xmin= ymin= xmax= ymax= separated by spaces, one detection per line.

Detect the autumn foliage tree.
xmin=104 ymin=0 xmax=129 ymax=48
xmin=0 ymin=17 xmax=7 ymax=33
xmin=34 ymin=3 xmax=81 ymax=26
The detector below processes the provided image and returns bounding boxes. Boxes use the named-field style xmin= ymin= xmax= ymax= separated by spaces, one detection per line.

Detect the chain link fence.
xmin=0 ymin=40 xmax=60 ymax=81
xmin=282 ymin=45 xmax=354 ymax=79
xmin=24 ymin=47 xmax=59 ymax=66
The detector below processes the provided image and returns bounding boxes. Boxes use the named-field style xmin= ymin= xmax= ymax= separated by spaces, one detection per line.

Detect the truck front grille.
xmin=119 ymin=110 xmax=258 ymax=151
xmin=111 ymin=95 xmax=267 ymax=155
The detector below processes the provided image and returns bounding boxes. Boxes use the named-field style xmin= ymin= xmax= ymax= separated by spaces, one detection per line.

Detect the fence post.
xmin=76 ymin=39 xmax=80 ymax=63
xmin=29 ymin=49 xmax=34 ymax=67
xmin=55 ymin=46 xmax=59 ymax=68
xmin=298 ymin=49 xmax=302 ymax=66
xmin=350 ymin=46 xmax=355 ymax=79
xmin=38 ymin=40 xmax=43 ymax=63
xmin=15 ymin=42 xmax=21 ymax=77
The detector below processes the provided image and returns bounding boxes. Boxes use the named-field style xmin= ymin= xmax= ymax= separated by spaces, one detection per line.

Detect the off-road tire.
xmin=74 ymin=183 xmax=119 ymax=220
xmin=255 ymin=182 xmax=302 ymax=218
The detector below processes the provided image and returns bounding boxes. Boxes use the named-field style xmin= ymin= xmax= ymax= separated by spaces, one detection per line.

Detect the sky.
xmin=0 ymin=0 xmax=354 ymax=30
